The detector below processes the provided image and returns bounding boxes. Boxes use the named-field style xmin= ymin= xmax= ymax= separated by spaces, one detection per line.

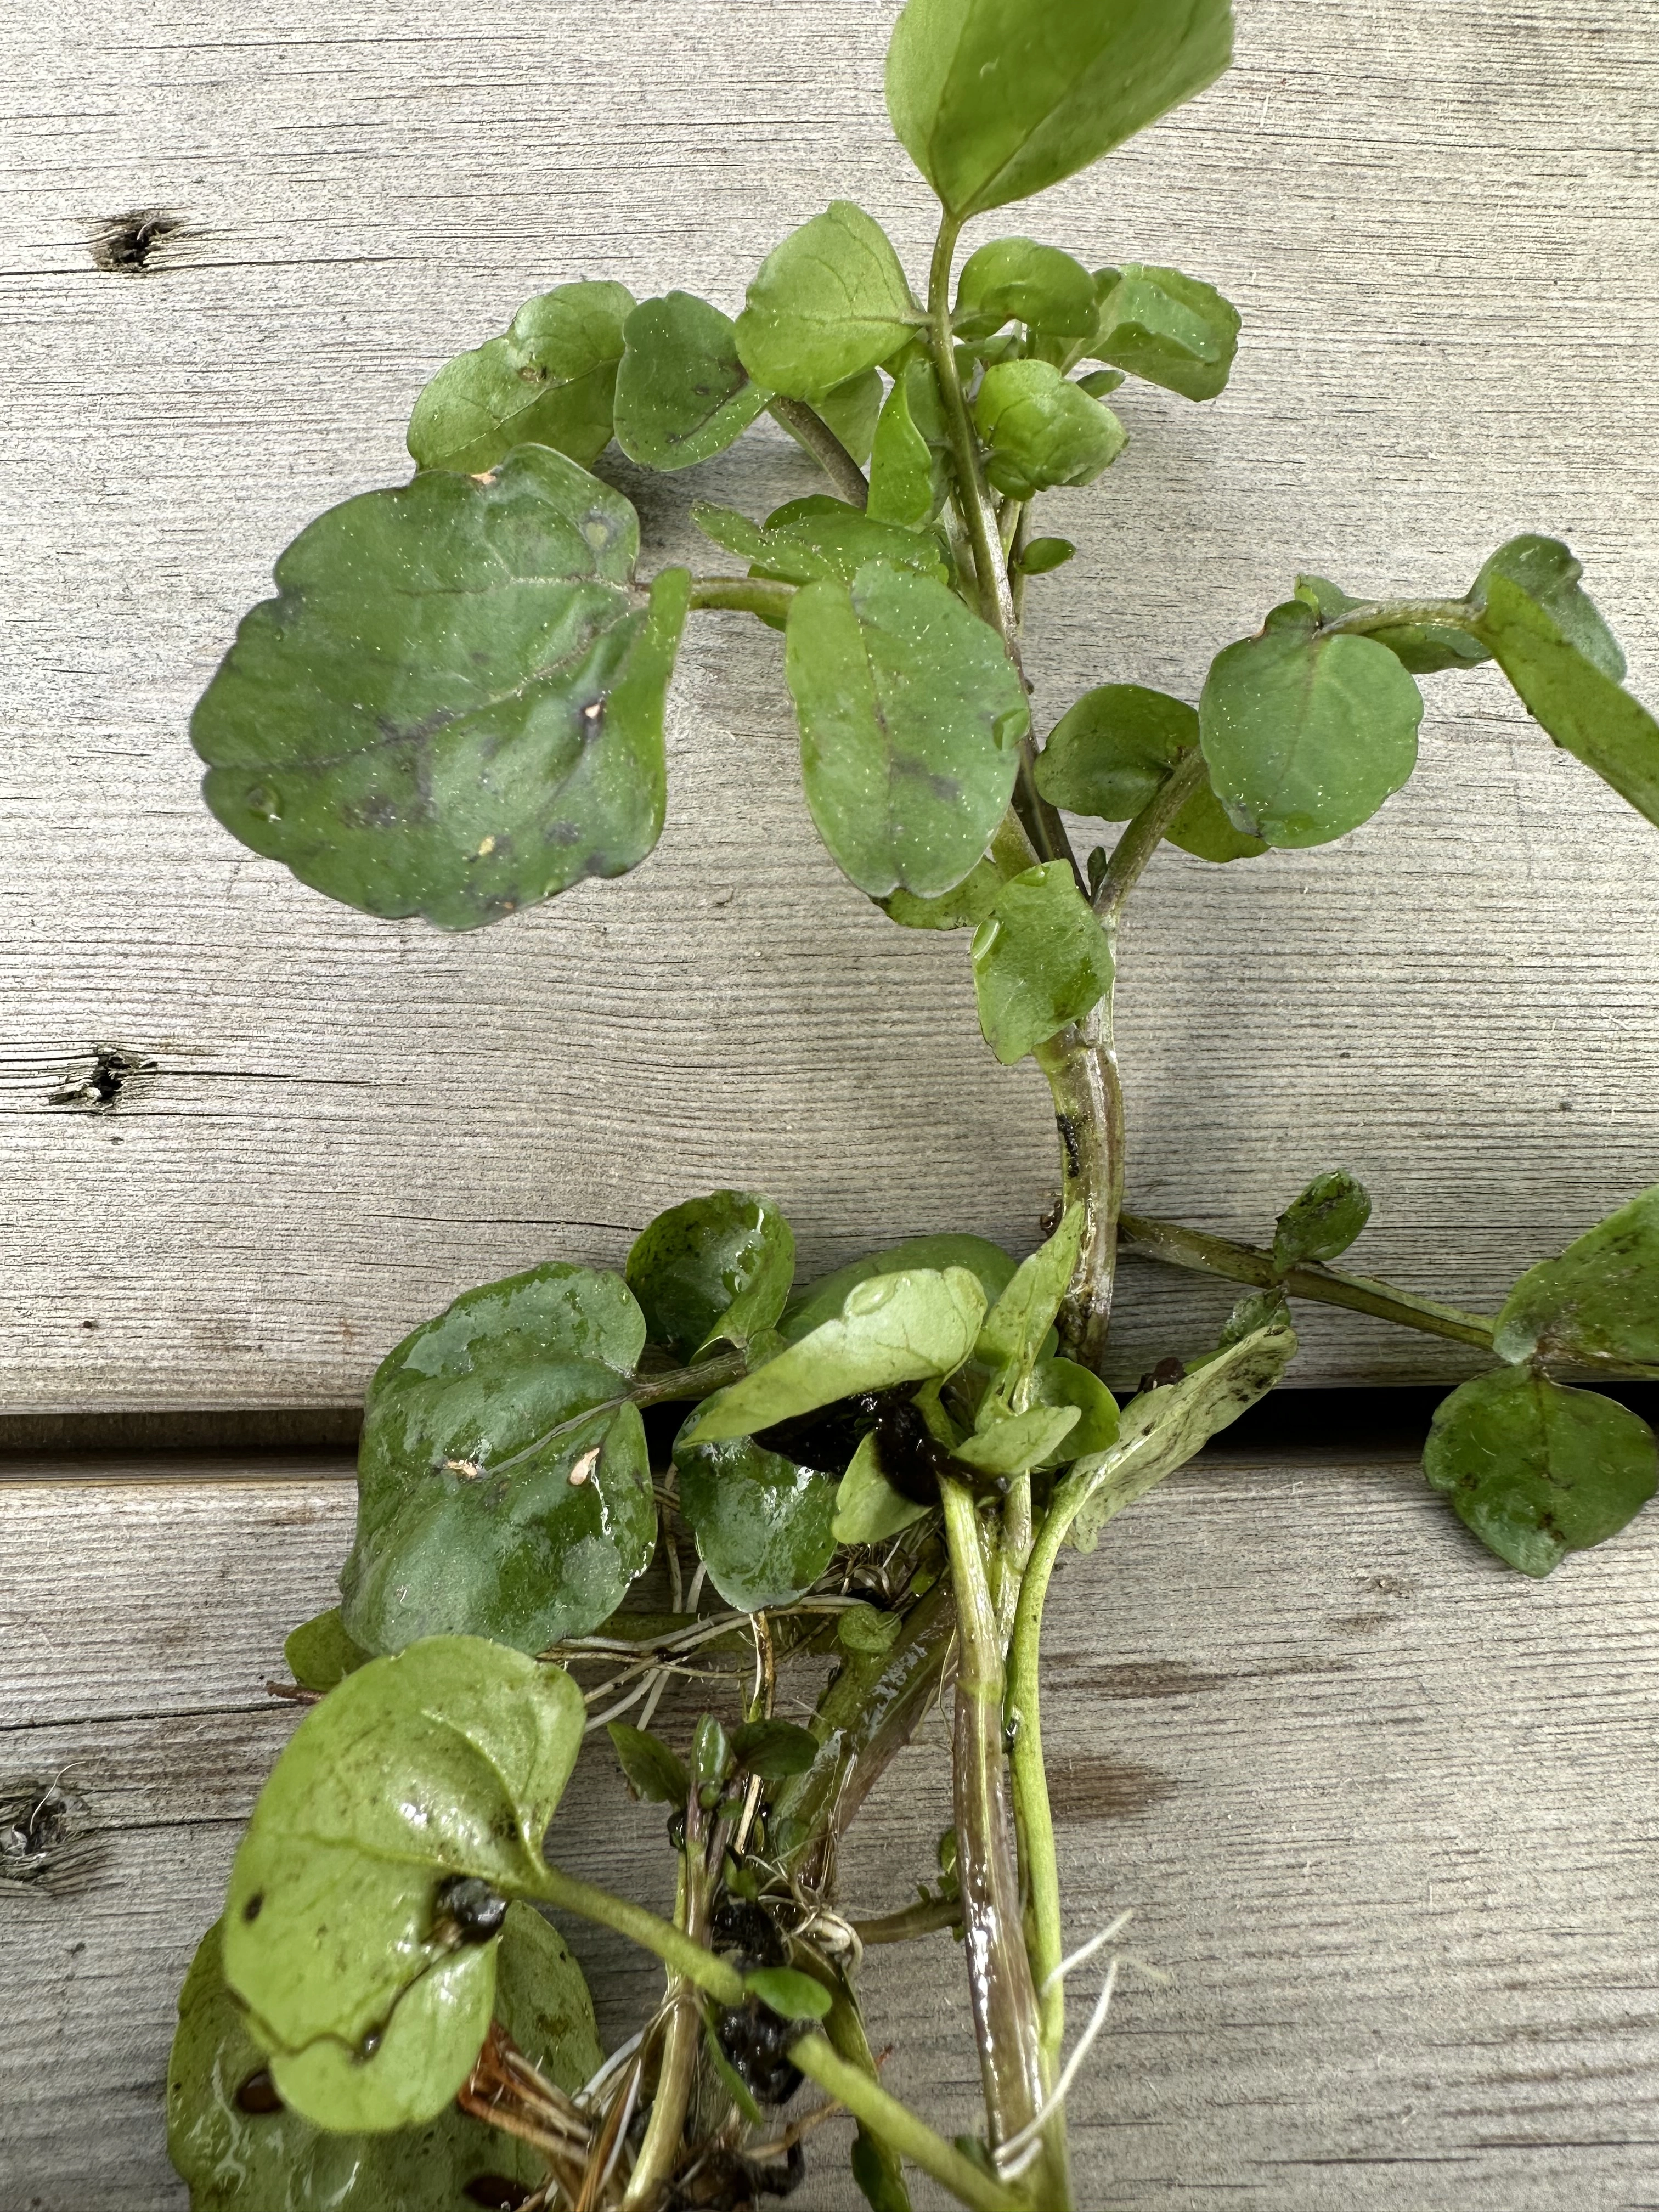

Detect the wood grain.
xmin=4 ymin=1459 xmax=1658 ymax=2208
xmin=2 ymin=0 xmax=1657 ymax=1413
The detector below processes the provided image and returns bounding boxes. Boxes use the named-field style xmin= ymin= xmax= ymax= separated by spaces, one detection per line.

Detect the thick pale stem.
xmin=619 ymin=1833 xmax=706 ymax=2209
xmin=1035 ymin=1008 xmax=1124 ymax=1375
xmin=790 ymin=2036 xmax=1028 ymax=2212
xmin=688 ymin=576 xmax=797 ymax=623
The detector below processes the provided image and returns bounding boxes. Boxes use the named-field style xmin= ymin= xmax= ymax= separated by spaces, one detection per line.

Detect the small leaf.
xmin=193 ymin=448 xmax=688 ymax=930
xmin=1271 ymin=1170 xmax=1372 ymax=1273
xmin=221 ymin=1639 xmax=583 ymax=2131
xmin=703 ymin=2015 xmax=765 ymax=2124
xmin=955 ymin=237 xmax=1099 ymax=342
xmin=885 ymin=0 xmax=1233 ymax=221
xmin=881 ymin=857 xmax=1005 ymax=931
xmin=974 ymin=1204 xmax=1085 ymax=1392
xmin=1474 ymin=535 xmax=1625 ymax=682
xmin=1017 ymin=535 xmax=1076 ymax=577
xmin=972 ymin=360 xmax=1125 ymax=499
xmin=284 ymin=1609 xmax=370 ymax=1694
xmin=1075 ymin=366 xmax=1126 ymax=399
xmin=833 ymin=1429 xmax=934 ymax=1544
xmin=608 ymin=1723 xmax=690 ymax=1806
xmin=1093 ymin=264 xmax=1239 ymax=400
xmin=1199 ymin=627 xmax=1424 ymax=848
xmin=729 ymin=1720 xmax=822 ymax=1779
xmin=1028 ymin=1356 xmax=1119 ymax=1460
xmin=682 ymin=1269 xmax=988 ymax=1443
xmin=1035 ymin=682 xmax=1264 ymax=862
xmin=971 ymin=861 xmax=1114 ymax=1065
xmin=868 ymin=365 xmax=949 ymax=527
xmin=674 ymin=1433 xmax=838 ymax=1611
xmin=955 ymin=1402 xmax=1080 ymax=1476
xmin=626 ymin=1189 xmax=795 ymax=1359
xmin=761 ymin=498 xmax=950 ymax=586
xmin=744 ymin=1967 xmax=834 ymax=2022
xmin=783 ymin=1235 xmax=1017 ymax=1342
xmin=736 ymin=204 xmax=920 ymax=402
xmin=837 ymin=1603 xmax=905 ymax=1655
xmin=1424 ymin=1368 xmax=1657 ymax=1577
xmin=407 ymin=281 xmax=634 ymax=475
xmin=612 ymin=291 xmax=771 ymax=470
xmin=785 ymin=561 xmax=1028 ymax=897
xmin=1294 ymin=573 xmax=1488 ymax=675
xmin=340 ymin=1263 xmax=656 ymax=1657
xmin=692 ymin=1714 xmax=733 ymax=1791
xmin=1494 ymin=1184 xmax=1659 ymax=1372
xmin=1474 ymin=575 xmax=1659 ymax=831
xmin=813 ymin=368 xmax=886 ymax=467
xmin=851 ymin=2125 xmax=915 ymax=2212
xmin=1218 ymin=1290 xmax=1291 ymax=1348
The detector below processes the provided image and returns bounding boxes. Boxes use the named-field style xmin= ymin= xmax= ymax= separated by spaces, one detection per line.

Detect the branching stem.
xmin=766 ymin=395 xmax=871 ymax=508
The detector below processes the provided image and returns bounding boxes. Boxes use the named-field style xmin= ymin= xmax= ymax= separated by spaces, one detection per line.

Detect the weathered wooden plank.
xmin=3 ymin=0 xmax=1656 ymax=1410
xmin=4 ymin=1462 xmax=1657 ymax=2207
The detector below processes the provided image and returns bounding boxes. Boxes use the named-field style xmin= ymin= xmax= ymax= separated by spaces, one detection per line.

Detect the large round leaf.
xmin=785 ymin=559 xmax=1028 ymax=897
xmin=885 ymin=0 xmax=1233 ymax=221
xmin=168 ymin=1903 xmax=597 ymax=2207
xmin=626 ymin=1189 xmax=797 ymax=1359
xmin=193 ymin=445 xmax=690 ymax=930
xmin=674 ymin=1432 xmax=839 ymax=1611
xmin=971 ymin=860 xmax=1114 ymax=1065
xmin=1424 ymin=1367 xmax=1658 ymax=1577
xmin=782 ymin=1233 xmax=1017 ymax=1341
xmin=681 ymin=1268 xmax=989 ymax=1444
xmin=613 ymin=291 xmax=771 ymax=470
xmin=735 ymin=202 xmax=920 ymax=402
xmin=1035 ymin=682 xmax=1263 ymax=862
xmin=221 ymin=1638 xmax=584 ymax=2131
xmin=406 ymin=281 xmax=634 ymax=475
xmin=1199 ymin=619 xmax=1424 ymax=848
xmin=1494 ymin=1184 xmax=1659 ymax=1372
xmin=341 ymin=1263 xmax=656 ymax=1656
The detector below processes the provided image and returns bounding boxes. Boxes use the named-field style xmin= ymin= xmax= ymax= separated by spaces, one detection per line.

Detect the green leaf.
xmin=220 ymin=1639 xmax=582 ymax=2131
xmin=1424 ymin=1367 xmax=1657 ymax=1577
xmin=1075 ymin=366 xmax=1126 ymax=399
xmin=971 ymin=860 xmax=1114 ymax=1065
xmin=1017 ymin=535 xmax=1076 ymax=577
xmin=193 ymin=447 xmax=688 ymax=930
xmin=1034 ymin=682 xmax=1265 ymax=862
xmin=868 ymin=365 xmax=950 ymax=527
xmin=1494 ymin=1184 xmax=1659 ymax=1372
xmin=837 ymin=1602 xmax=905 ymax=1655
xmin=1294 ymin=573 xmax=1488 ymax=676
xmin=783 ymin=1234 xmax=1017 ymax=1341
xmin=832 ymin=1429 xmax=933 ymax=1544
xmin=1093 ymin=265 xmax=1238 ymax=400
xmin=674 ymin=1433 xmax=839 ymax=1610
xmin=607 ymin=1723 xmax=690 ymax=1806
xmin=886 ymin=0 xmax=1233 ymax=221
xmin=880 ymin=856 xmax=1005 ymax=930
xmin=785 ymin=561 xmax=1028 ymax=897
xmin=1028 ymin=1356 xmax=1119 ymax=1462
xmin=693 ymin=499 xmax=947 ymax=591
xmin=851 ymin=2126 xmax=916 ymax=2212
xmin=1271 ymin=1170 xmax=1372 ymax=1273
xmin=729 ymin=1720 xmax=822 ymax=1778
xmin=955 ymin=1402 xmax=1079 ymax=1476
xmin=1199 ymin=626 xmax=1424 ymax=848
xmin=626 ymin=1189 xmax=795 ymax=1359
xmin=745 ymin=1966 xmax=834 ymax=2021
xmin=702 ymin=2014 xmax=765 ymax=2125
xmin=972 ymin=360 xmax=1126 ymax=499
xmin=1218 ymin=1289 xmax=1291 ymax=1348
xmin=692 ymin=1713 xmax=733 ymax=1791
xmin=1474 ymin=535 xmax=1626 ymax=682
xmin=1474 ymin=575 xmax=1659 ymax=830
xmin=682 ymin=1269 xmax=989 ymax=1444
xmin=168 ymin=1903 xmax=597 ymax=2207
xmin=612 ymin=291 xmax=771 ymax=470
xmin=735 ymin=204 xmax=919 ymax=402
xmin=406 ymin=281 xmax=634 ymax=475
xmin=955 ymin=238 xmax=1099 ymax=342
xmin=974 ymin=1204 xmax=1085 ymax=1393
xmin=814 ymin=368 xmax=887 ymax=467
xmin=340 ymin=1263 xmax=655 ymax=1657
xmin=284 ymin=1609 xmax=370 ymax=1695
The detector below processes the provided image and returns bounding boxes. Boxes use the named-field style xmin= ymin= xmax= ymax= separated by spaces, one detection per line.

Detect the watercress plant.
xmin=167 ymin=2 xmax=1659 ymax=2205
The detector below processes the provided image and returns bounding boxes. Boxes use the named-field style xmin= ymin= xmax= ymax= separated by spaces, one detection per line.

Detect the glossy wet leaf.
xmin=682 ymin=1269 xmax=988 ymax=1443
xmin=168 ymin=1903 xmax=596 ymax=2207
xmin=782 ymin=1234 xmax=1017 ymax=1341
xmin=284 ymin=1609 xmax=369 ymax=1695
xmin=973 ymin=360 xmax=1125 ymax=499
xmin=674 ymin=1432 xmax=838 ymax=1610
xmin=955 ymin=1402 xmax=1079 ymax=1476
xmin=736 ymin=203 xmax=919 ymax=402
xmin=221 ymin=1638 xmax=582 ymax=2130
xmin=1474 ymin=535 xmax=1626 ymax=682
xmin=745 ymin=1966 xmax=834 ymax=2021
xmin=1293 ymin=573 xmax=1488 ymax=676
xmin=1199 ymin=624 xmax=1424 ymax=847
xmin=785 ymin=560 xmax=1028 ymax=897
xmin=1093 ymin=264 xmax=1239 ymax=400
xmin=1494 ymin=1184 xmax=1659 ymax=1372
xmin=974 ymin=1204 xmax=1085 ymax=1397
xmin=193 ymin=446 xmax=689 ymax=930
xmin=955 ymin=238 xmax=1098 ymax=342
xmin=730 ymin=1720 xmax=822 ymax=1778
xmin=612 ymin=291 xmax=771 ymax=470
xmin=1035 ymin=683 xmax=1265 ymax=862
xmin=340 ymin=1263 xmax=656 ymax=1657
xmin=880 ymin=857 xmax=1004 ymax=930
xmin=885 ymin=0 xmax=1233 ymax=220
xmin=692 ymin=1714 xmax=732 ymax=1790
xmin=406 ymin=281 xmax=634 ymax=474
xmin=1029 ymin=1356 xmax=1119 ymax=1462
xmin=627 ymin=1189 xmax=795 ymax=1359
xmin=1424 ymin=1367 xmax=1657 ymax=1577
xmin=832 ymin=1428 xmax=934 ymax=1544
xmin=1474 ymin=576 xmax=1659 ymax=831
xmin=1272 ymin=1170 xmax=1372 ymax=1273
xmin=971 ymin=860 xmax=1115 ymax=1065
xmin=608 ymin=1723 xmax=690 ymax=1806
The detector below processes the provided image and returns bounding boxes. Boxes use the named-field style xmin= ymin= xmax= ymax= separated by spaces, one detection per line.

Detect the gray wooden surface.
xmin=4 ymin=1457 xmax=1658 ymax=2209
xmin=3 ymin=0 xmax=1658 ymax=1410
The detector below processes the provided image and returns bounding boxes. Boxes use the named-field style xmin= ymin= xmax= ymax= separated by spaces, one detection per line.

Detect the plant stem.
xmin=1116 ymin=1210 xmax=1497 ymax=1350
xmin=619 ymin=1833 xmax=706 ymax=2209
xmin=854 ymin=1892 xmax=963 ymax=1945
xmin=1320 ymin=595 xmax=1479 ymax=639
xmin=1035 ymin=1009 xmax=1124 ymax=1375
xmin=687 ymin=576 xmax=797 ymax=623
xmin=789 ymin=2035 xmax=1029 ymax=2212
xmin=1092 ymin=750 xmax=1207 ymax=921
xmin=766 ymin=396 xmax=870 ymax=509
